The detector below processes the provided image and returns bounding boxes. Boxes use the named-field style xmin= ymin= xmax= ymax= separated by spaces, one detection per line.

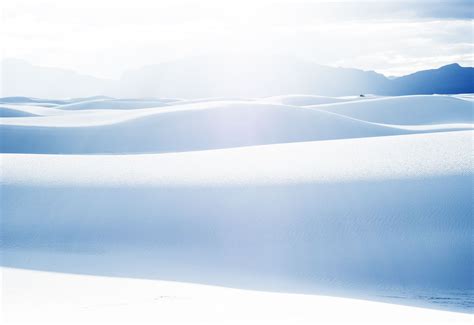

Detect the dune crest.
xmin=1 ymin=95 xmax=472 ymax=154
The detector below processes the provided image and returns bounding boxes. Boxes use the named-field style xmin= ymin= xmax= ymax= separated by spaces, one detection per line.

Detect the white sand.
xmin=1 ymin=267 xmax=471 ymax=325
xmin=1 ymin=95 xmax=473 ymax=323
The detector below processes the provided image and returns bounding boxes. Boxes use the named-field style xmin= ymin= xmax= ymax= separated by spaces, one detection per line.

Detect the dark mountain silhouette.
xmin=388 ymin=63 xmax=474 ymax=95
xmin=1 ymin=56 xmax=472 ymax=98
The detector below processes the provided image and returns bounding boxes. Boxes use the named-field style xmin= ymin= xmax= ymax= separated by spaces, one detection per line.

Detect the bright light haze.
xmin=2 ymin=0 xmax=473 ymax=79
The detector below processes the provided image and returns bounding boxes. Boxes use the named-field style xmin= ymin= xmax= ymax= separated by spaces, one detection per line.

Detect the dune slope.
xmin=313 ymin=95 xmax=474 ymax=125
xmin=0 ymin=101 xmax=418 ymax=154
xmin=2 ymin=95 xmax=472 ymax=154
xmin=2 ymin=131 xmax=472 ymax=313
xmin=2 ymin=267 xmax=471 ymax=325
xmin=263 ymin=94 xmax=355 ymax=106
xmin=56 ymin=99 xmax=176 ymax=110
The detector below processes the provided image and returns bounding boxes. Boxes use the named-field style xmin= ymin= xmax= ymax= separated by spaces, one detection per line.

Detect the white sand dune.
xmin=166 ymin=97 xmax=256 ymax=106
xmin=454 ymin=94 xmax=474 ymax=101
xmin=0 ymin=104 xmax=70 ymax=116
xmin=0 ymin=101 xmax=411 ymax=154
xmin=2 ymin=130 xmax=471 ymax=186
xmin=263 ymin=94 xmax=356 ymax=106
xmin=0 ymin=96 xmax=70 ymax=106
xmin=57 ymin=98 xmax=178 ymax=110
xmin=1 ymin=95 xmax=473 ymax=323
xmin=0 ymin=106 xmax=39 ymax=117
xmin=2 ymin=132 xmax=472 ymax=308
xmin=1 ymin=267 xmax=471 ymax=325
xmin=313 ymin=95 xmax=473 ymax=125
xmin=1 ymin=98 xmax=472 ymax=154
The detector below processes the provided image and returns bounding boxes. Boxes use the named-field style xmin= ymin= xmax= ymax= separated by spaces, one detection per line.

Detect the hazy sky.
xmin=2 ymin=0 xmax=473 ymax=79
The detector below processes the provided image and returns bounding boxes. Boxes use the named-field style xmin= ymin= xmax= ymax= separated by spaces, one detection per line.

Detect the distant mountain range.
xmin=1 ymin=56 xmax=473 ymax=98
